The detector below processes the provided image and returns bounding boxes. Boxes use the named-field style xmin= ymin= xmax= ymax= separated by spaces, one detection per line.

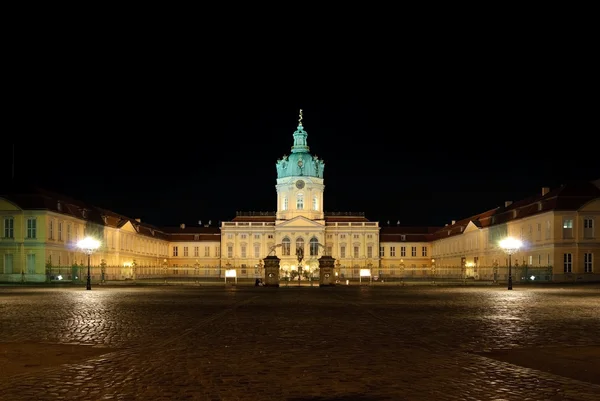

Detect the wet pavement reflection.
xmin=0 ymin=284 xmax=598 ymax=400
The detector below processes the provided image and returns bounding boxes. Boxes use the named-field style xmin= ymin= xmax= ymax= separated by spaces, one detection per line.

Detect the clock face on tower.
xmin=296 ymin=180 xmax=305 ymax=189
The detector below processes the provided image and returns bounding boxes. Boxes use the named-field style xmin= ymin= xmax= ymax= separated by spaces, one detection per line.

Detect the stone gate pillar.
xmin=319 ymin=255 xmax=336 ymax=286
xmin=263 ymin=255 xmax=280 ymax=287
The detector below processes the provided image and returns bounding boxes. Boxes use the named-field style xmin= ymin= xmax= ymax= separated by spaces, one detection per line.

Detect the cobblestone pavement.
xmin=1 ymin=284 xmax=599 ymax=400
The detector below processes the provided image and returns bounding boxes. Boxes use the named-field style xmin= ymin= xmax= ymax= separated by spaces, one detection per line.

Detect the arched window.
xmin=296 ymin=237 xmax=304 ymax=259
xmin=313 ymin=195 xmax=318 ymax=211
xmin=283 ymin=196 xmax=288 ymax=211
xmin=296 ymin=193 xmax=304 ymax=210
xmin=282 ymin=237 xmax=291 ymax=256
xmin=310 ymin=237 xmax=319 ymax=256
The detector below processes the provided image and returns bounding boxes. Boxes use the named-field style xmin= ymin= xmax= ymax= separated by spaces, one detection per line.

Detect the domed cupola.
xmin=275 ymin=109 xmax=325 ymax=221
xmin=276 ymin=109 xmax=325 ymax=179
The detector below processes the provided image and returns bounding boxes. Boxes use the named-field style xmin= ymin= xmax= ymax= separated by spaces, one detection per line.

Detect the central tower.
xmin=275 ymin=109 xmax=325 ymax=221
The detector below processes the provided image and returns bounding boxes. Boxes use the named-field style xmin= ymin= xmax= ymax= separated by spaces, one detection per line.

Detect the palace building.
xmin=1 ymin=113 xmax=599 ymax=284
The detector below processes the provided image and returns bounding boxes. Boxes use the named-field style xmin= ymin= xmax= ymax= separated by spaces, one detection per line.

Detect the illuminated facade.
xmin=219 ymin=110 xmax=380 ymax=281
xmin=1 ymin=112 xmax=598 ymax=283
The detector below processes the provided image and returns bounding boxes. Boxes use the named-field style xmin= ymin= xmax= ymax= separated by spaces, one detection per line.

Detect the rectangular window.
xmin=583 ymin=218 xmax=594 ymax=239
xmin=390 ymin=246 xmax=396 ymax=257
xmin=379 ymin=246 xmax=384 ymax=257
xmin=4 ymin=217 xmax=14 ymax=238
xmin=173 ymin=246 xmax=178 ymax=257
xmin=563 ymin=253 xmax=572 ymax=273
xmin=584 ymin=253 xmax=593 ymax=273
xmin=367 ymin=246 xmax=373 ymax=259
xmin=227 ymin=246 xmax=233 ymax=258
xmin=537 ymin=223 xmax=541 ymax=241
xmin=183 ymin=247 xmax=188 ymax=257
xmin=67 ymin=224 xmax=71 ymax=242
xmin=545 ymin=221 xmax=551 ymax=240
xmin=254 ymin=234 xmax=260 ymax=240
xmin=563 ymin=218 xmax=573 ymax=239
xmin=58 ymin=222 xmax=63 ymax=241
xmin=411 ymin=247 xmax=417 ymax=257
xmin=27 ymin=218 xmax=36 ymax=239
xmin=401 ymin=246 xmax=406 ymax=257
xmin=340 ymin=246 xmax=346 ymax=258
xmin=267 ymin=234 xmax=274 ymax=239
xmin=422 ymin=246 xmax=427 ymax=257
xmin=353 ymin=234 xmax=359 ymax=239
xmin=241 ymin=246 xmax=246 ymax=258
xmin=194 ymin=246 xmax=199 ymax=257
xmin=310 ymin=241 xmax=318 ymax=256
xmin=282 ymin=241 xmax=290 ymax=256
xmin=204 ymin=246 xmax=209 ymax=257
xmin=48 ymin=220 xmax=54 ymax=239
xmin=326 ymin=246 xmax=332 ymax=256
xmin=353 ymin=246 xmax=359 ymax=258
xmin=254 ymin=245 xmax=260 ymax=258
xmin=27 ymin=254 xmax=35 ymax=274
xmin=4 ymin=254 xmax=13 ymax=274
xmin=216 ymin=246 xmax=220 ymax=257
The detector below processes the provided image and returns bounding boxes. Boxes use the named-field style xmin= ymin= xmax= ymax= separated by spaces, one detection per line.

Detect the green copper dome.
xmin=276 ymin=111 xmax=325 ymax=179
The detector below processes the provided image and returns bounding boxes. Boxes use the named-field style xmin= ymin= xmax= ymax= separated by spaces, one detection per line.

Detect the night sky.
xmin=3 ymin=76 xmax=597 ymax=229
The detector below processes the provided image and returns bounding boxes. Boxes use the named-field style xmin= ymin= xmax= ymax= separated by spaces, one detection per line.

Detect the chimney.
xmin=451 ymin=220 xmax=456 ymax=225
xmin=505 ymin=201 xmax=513 ymax=207
xmin=180 ymin=223 xmax=185 ymax=229
xmin=542 ymin=187 xmax=550 ymax=196
xmin=135 ymin=218 xmax=141 ymax=223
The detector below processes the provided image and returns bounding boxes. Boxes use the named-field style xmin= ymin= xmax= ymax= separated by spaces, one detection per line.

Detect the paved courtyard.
xmin=0 ymin=284 xmax=599 ymax=401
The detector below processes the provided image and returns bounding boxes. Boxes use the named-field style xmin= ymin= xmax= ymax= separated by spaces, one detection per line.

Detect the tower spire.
xmin=291 ymin=109 xmax=309 ymax=153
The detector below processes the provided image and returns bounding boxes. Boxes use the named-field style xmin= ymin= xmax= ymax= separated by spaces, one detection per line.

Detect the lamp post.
xmin=499 ymin=237 xmax=523 ymax=290
xmin=77 ymin=237 xmax=100 ymax=290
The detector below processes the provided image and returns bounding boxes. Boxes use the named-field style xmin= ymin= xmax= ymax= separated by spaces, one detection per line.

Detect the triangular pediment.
xmin=0 ymin=198 xmax=21 ymax=211
xmin=579 ymin=198 xmax=600 ymax=212
xmin=463 ymin=221 xmax=481 ymax=233
xmin=276 ymin=216 xmax=325 ymax=228
xmin=120 ymin=220 xmax=139 ymax=233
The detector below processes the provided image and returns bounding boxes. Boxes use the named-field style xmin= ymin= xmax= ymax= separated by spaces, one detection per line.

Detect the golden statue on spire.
xmin=298 ymin=109 xmax=303 ymax=126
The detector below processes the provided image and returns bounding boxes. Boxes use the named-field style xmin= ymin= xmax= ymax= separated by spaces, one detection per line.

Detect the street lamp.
xmin=77 ymin=237 xmax=101 ymax=290
xmin=499 ymin=237 xmax=523 ymax=290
